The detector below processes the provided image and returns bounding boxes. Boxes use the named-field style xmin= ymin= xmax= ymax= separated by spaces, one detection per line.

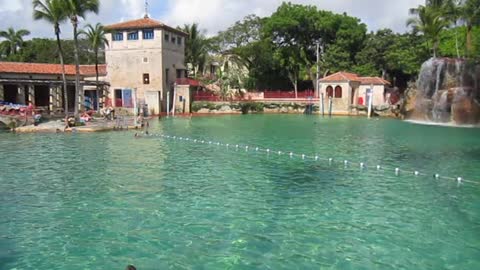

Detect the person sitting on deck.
xmin=100 ymin=106 xmax=115 ymax=120
xmin=64 ymin=115 xmax=75 ymax=131
xmin=80 ymin=111 xmax=92 ymax=123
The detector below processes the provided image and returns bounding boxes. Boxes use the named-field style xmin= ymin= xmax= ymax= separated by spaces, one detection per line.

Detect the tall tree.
xmin=65 ymin=0 xmax=99 ymax=118
xmin=180 ymin=23 xmax=210 ymax=77
xmin=460 ymin=0 xmax=480 ymax=56
xmin=80 ymin=23 xmax=108 ymax=111
xmin=33 ymin=0 xmax=69 ymax=114
xmin=0 ymin=27 xmax=30 ymax=57
xmin=273 ymin=46 xmax=304 ymax=97
xmin=264 ymin=3 xmax=366 ymax=93
xmin=407 ymin=5 xmax=449 ymax=57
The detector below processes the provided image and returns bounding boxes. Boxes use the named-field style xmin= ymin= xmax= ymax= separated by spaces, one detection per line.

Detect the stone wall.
xmin=191 ymin=100 xmax=396 ymax=116
xmin=192 ymin=101 xmax=321 ymax=114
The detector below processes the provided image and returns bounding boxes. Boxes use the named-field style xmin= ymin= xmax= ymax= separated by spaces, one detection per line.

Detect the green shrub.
xmin=239 ymin=102 xmax=264 ymax=114
xmin=191 ymin=102 xmax=216 ymax=112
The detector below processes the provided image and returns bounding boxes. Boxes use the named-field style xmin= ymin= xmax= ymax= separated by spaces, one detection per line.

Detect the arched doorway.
xmin=334 ymin=86 xmax=342 ymax=98
xmin=326 ymin=85 xmax=333 ymax=98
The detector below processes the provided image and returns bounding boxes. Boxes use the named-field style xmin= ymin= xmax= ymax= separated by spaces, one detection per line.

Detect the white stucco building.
xmin=319 ymin=72 xmax=391 ymax=114
xmin=104 ymin=16 xmax=187 ymax=114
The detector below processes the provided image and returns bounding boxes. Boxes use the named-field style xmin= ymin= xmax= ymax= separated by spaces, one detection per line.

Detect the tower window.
xmin=127 ymin=31 xmax=139 ymax=40
xmin=113 ymin=32 xmax=123 ymax=41
xmin=143 ymin=73 xmax=150 ymax=84
xmin=143 ymin=29 xmax=154 ymax=40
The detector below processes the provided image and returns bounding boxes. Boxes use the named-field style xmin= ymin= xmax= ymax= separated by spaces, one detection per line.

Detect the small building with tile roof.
xmin=319 ymin=71 xmax=391 ymax=113
xmin=104 ymin=16 xmax=188 ymax=114
xmin=0 ymin=62 xmax=107 ymax=113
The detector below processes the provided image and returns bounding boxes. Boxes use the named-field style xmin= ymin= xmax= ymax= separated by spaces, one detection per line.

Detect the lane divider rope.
xmin=138 ymin=133 xmax=479 ymax=187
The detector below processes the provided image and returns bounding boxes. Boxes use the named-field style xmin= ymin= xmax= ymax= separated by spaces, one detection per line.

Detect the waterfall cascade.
xmin=409 ymin=58 xmax=480 ymax=125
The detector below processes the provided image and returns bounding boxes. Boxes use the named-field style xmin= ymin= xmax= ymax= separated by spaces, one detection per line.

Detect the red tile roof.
xmin=79 ymin=64 xmax=107 ymax=77
xmin=0 ymin=62 xmax=106 ymax=76
xmin=320 ymin=72 xmax=359 ymax=82
xmin=358 ymin=76 xmax=390 ymax=85
xmin=320 ymin=71 xmax=390 ymax=85
xmin=105 ymin=17 xmax=188 ymax=36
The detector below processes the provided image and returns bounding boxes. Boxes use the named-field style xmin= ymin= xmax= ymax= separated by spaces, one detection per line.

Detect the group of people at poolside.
xmin=63 ymin=106 xmax=116 ymax=131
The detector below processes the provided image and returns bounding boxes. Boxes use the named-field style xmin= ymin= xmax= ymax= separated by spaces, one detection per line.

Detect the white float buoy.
xmin=151 ymin=134 xmax=473 ymax=187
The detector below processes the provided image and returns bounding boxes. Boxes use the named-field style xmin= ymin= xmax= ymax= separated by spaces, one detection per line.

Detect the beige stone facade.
xmin=105 ymin=17 xmax=187 ymax=114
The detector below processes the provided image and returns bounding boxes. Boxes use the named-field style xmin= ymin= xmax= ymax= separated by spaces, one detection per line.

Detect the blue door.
xmin=122 ymin=89 xmax=132 ymax=108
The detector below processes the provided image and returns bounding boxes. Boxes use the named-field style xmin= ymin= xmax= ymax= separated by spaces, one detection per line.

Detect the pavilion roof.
xmin=0 ymin=62 xmax=106 ymax=76
xmin=320 ymin=71 xmax=390 ymax=85
xmin=105 ymin=17 xmax=187 ymax=36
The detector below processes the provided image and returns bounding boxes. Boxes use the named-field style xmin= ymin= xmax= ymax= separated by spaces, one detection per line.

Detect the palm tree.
xmin=407 ymin=5 xmax=449 ymax=57
xmin=180 ymin=23 xmax=210 ymax=77
xmin=80 ymin=23 xmax=108 ymax=111
xmin=0 ymin=27 xmax=30 ymax=57
xmin=33 ymin=0 xmax=69 ymax=114
xmin=65 ymin=0 xmax=99 ymax=118
xmin=459 ymin=0 xmax=480 ymax=56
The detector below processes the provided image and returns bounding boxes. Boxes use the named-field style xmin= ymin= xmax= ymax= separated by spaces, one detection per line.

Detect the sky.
xmin=0 ymin=0 xmax=425 ymax=39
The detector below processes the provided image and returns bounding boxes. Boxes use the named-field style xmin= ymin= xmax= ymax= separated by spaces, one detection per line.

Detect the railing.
xmin=176 ymin=78 xmax=201 ymax=86
xmin=192 ymin=91 xmax=223 ymax=102
xmin=264 ymin=90 xmax=315 ymax=99
xmin=193 ymin=90 xmax=316 ymax=102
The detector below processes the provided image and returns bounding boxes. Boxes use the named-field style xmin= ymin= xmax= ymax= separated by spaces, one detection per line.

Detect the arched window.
xmin=334 ymin=86 xmax=342 ymax=98
xmin=326 ymin=86 xmax=333 ymax=98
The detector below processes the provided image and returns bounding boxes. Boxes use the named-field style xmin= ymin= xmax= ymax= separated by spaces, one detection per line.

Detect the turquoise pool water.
xmin=1 ymin=115 xmax=480 ymax=269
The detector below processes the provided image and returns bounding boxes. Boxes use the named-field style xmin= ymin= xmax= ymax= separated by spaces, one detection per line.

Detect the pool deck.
xmin=14 ymin=118 xmax=140 ymax=133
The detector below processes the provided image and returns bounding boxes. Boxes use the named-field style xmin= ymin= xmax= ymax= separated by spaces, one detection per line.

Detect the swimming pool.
xmin=1 ymin=115 xmax=479 ymax=269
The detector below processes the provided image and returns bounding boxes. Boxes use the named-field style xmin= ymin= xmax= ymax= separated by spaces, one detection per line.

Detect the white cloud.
xmin=0 ymin=0 xmax=144 ymax=39
xmin=161 ymin=0 xmax=425 ymax=35
xmin=0 ymin=0 xmax=425 ymax=39
xmin=0 ymin=0 xmax=23 ymax=12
